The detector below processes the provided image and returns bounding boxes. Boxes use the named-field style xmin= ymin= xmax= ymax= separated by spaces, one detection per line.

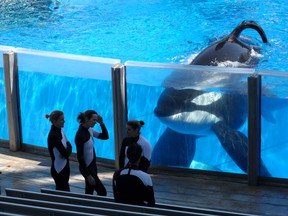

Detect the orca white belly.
xmin=158 ymin=111 xmax=221 ymax=136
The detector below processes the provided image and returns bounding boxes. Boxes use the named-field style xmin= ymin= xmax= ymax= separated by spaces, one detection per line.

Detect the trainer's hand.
xmin=97 ymin=115 xmax=104 ymax=125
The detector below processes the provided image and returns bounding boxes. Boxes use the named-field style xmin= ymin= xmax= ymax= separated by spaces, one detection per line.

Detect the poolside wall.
xmin=1 ymin=45 xmax=288 ymax=185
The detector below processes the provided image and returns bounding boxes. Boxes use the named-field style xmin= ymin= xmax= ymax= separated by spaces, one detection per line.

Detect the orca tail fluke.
xmin=230 ymin=20 xmax=269 ymax=44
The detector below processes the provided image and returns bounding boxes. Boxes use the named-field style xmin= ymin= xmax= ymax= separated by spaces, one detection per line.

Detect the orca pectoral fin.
xmin=212 ymin=121 xmax=271 ymax=176
xmin=212 ymin=121 xmax=248 ymax=173
xmin=151 ymin=128 xmax=196 ymax=167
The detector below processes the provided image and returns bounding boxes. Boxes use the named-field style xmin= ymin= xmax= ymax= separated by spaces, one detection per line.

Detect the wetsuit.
xmin=75 ymin=124 xmax=108 ymax=196
xmin=47 ymin=125 xmax=72 ymax=191
xmin=119 ymin=135 xmax=152 ymax=172
xmin=112 ymin=164 xmax=155 ymax=207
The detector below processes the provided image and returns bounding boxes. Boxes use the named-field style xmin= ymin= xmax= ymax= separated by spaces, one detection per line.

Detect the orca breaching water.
xmin=152 ymin=20 xmax=272 ymax=175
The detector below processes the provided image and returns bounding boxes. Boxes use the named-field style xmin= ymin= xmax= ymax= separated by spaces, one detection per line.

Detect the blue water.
xmin=1 ymin=0 xmax=288 ymax=71
xmin=1 ymin=0 xmax=288 ymax=178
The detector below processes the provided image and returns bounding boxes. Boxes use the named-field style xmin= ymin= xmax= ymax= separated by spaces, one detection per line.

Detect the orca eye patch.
xmin=192 ymin=92 xmax=222 ymax=106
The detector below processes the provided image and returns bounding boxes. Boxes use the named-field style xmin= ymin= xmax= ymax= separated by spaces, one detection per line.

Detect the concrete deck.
xmin=0 ymin=146 xmax=287 ymax=216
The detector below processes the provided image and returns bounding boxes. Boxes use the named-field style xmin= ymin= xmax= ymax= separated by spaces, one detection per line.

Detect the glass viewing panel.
xmin=3 ymin=45 xmax=288 ymax=179
xmin=16 ymin=48 xmax=120 ymax=160
xmin=125 ymin=61 xmax=254 ymax=174
xmin=259 ymin=71 xmax=288 ymax=179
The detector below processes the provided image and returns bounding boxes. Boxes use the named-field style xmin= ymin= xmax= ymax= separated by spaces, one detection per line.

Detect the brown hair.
xmin=77 ymin=110 xmax=97 ymax=124
xmin=45 ymin=110 xmax=63 ymax=123
xmin=127 ymin=120 xmax=144 ymax=131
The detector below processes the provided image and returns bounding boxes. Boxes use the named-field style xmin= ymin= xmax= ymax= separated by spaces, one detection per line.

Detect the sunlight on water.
xmin=0 ymin=0 xmax=287 ymax=70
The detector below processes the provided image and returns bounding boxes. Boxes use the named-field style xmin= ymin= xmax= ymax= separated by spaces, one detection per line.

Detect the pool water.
xmin=0 ymin=0 xmax=288 ymax=178
xmin=0 ymin=0 xmax=288 ymax=71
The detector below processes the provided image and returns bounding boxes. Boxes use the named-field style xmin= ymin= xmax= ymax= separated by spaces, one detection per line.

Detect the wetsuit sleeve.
xmin=49 ymin=131 xmax=71 ymax=159
xmin=66 ymin=141 xmax=72 ymax=156
xmin=119 ymin=139 xmax=126 ymax=169
xmin=96 ymin=124 xmax=109 ymax=140
xmin=145 ymin=186 xmax=155 ymax=207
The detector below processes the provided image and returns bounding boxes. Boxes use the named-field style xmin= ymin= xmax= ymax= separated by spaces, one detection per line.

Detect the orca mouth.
xmin=153 ymin=106 xmax=163 ymax=117
xmin=154 ymin=105 xmax=181 ymax=118
xmin=154 ymin=88 xmax=196 ymax=118
xmin=154 ymin=94 xmax=182 ymax=118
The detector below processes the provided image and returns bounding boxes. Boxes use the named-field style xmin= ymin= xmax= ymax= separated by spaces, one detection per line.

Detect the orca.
xmin=152 ymin=21 xmax=271 ymax=175
xmin=191 ymin=20 xmax=269 ymax=66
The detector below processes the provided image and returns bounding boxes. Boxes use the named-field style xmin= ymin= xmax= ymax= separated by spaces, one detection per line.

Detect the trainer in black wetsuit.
xmin=113 ymin=143 xmax=155 ymax=207
xmin=75 ymin=110 xmax=109 ymax=196
xmin=46 ymin=110 xmax=72 ymax=191
xmin=119 ymin=120 xmax=152 ymax=172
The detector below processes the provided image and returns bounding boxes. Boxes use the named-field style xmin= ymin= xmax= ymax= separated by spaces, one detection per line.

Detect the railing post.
xmin=3 ymin=51 xmax=22 ymax=151
xmin=247 ymin=74 xmax=261 ymax=185
xmin=111 ymin=63 xmax=127 ymax=169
